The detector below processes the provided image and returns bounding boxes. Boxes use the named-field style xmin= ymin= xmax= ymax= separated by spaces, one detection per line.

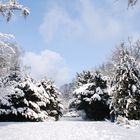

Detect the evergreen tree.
xmin=111 ymin=45 xmax=140 ymax=120
xmin=0 ymin=76 xmax=63 ymax=121
xmin=72 ymin=71 xmax=110 ymax=120
xmin=41 ymin=79 xmax=63 ymax=121
xmin=75 ymin=70 xmax=94 ymax=87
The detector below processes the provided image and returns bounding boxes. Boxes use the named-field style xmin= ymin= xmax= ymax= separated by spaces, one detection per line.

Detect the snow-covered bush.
xmin=111 ymin=45 xmax=140 ymax=120
xmin=0 ymin=34 xmax=15 ymax=76
xmin=71 ymin=71 xmax=110 ymax=120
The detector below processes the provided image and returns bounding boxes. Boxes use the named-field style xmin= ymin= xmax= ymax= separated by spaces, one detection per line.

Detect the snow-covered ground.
xmin=0 ymin=118 xmax=140 ymax=140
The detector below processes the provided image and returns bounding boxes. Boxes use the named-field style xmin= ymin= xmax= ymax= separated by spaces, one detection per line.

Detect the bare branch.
xmin=128 ymin=0 xmax=138 ymax=7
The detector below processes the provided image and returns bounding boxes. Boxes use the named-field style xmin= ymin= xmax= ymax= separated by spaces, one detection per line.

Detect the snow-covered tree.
xmin=0 ymin=0 xmax=29 ymax=74
xmin=99 ymin=62 xmax=115 ymax=83
xmin=112 ymin=40 xmax=140 ymax=64
xmin=128 ymin=39 xmax=140 ymax=62
xmin=75 ymin=70 xmax=94 ymax=88
xmin=69 ymin=70 xmax=94 ymax=109
xmin=0 ymin=34 xmax=15 ymax=73
xmin=60 ymin=82 xmax=75 ymax=101
xmin=99 ymin=40 xmax=140 ymax=83
xmin=41 ymin=79 xmax=63 ymax=121
xmin=72 ymin=71 xmax=110 ymax=120
xmin=60 ymin=82 xmax=75 ymax=112
xmin=0 ymin=76 xmax=48 ymax=121
xmin=0 ymin=76 xmax=63 ymax=121
xmin=111 ymin=45 xmax=140 ymax=120
xmin=0 ymin=40 xmax=22 ymax=77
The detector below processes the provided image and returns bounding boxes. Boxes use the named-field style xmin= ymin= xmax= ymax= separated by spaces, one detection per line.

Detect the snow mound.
xmin=116 ymin=116 xmax=140 ymax=129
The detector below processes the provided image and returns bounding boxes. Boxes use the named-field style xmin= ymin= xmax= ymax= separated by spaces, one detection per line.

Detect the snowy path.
xmin=0 ymin=118 xmax=140 ymax=140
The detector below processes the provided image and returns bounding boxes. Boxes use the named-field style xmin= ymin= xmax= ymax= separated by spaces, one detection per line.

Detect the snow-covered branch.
xmin=0 ymin=32 xmax=15 ymax=54
xmin=0 ymin=0 xmax=30 ymax=21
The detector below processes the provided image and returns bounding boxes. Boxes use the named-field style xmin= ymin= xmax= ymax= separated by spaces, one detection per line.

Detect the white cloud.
xmin=39 ymin=6 xmax=80 ymax=43
xmin=22 ymin=49 xmax=71 ymax=86
xmin=78 ymin=0 xmax=122 ymax=41
xmin=39 ymin=0 xmax=124 ymax=43
xmin=39 ymin=0 xmax=140 ymax=45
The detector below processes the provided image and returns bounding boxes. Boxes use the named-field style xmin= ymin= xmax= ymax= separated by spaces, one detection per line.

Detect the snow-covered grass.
xmin=0 ymin=118 xmax=140 ymax=140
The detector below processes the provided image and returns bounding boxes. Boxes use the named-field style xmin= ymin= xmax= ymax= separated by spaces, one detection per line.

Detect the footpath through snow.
xmin=0 ymin=117 xmax=140 ymax=140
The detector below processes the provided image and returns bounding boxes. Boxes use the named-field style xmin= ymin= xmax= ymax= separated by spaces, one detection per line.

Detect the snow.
xmin=0 ymin=119 xmax=140 ymax=140
xmin=74 ymin=83 xmax=93 ymax=95
xmin=132 ymin=85 xmax=137 ymax=93
xmin=96 ymin=87 xmax=104 ymax=95
xmin=63 ymin=111 xmax=80 ymax=117
xmin=91 ymin=93 xmax=101 ymax=101
xmin=116 ymin=116 xmax=139 ymax=128
xmin=29 ymin=101 xmax=40 ymax=112
xmin=126 ymin=98 xmax=133 ymax=109
xmin=58 ymin=103 xmax=64 ymax=110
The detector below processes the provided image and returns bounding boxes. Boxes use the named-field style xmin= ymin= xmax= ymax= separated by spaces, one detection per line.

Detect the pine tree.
xmin=0 ymin=76 xmax=63 ymax=121
xmin=76 ymin=70 xmax=94 ymax=87
xmin=0 ymin=76 xmax=48 ymax=121
xmin=72 ymin=71 xmax=110 ymax=120
xmin=41 ymin=79 xmax=63 ymax=121
xmin=111 ymin=45 xmax=140 ymax=120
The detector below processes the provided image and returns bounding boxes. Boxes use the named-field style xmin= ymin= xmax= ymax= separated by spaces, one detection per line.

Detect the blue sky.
xmin=1 ymin=0 xmax=140 ymax=86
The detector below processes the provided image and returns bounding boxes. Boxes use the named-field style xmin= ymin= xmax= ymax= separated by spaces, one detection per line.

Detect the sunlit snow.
xmin=0 ymin=118 xmax=140 ymax=140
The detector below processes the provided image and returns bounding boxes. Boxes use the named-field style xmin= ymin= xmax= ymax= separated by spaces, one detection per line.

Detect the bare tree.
xmin=0 ymin=41 xmax=22 ymax=77
xmin=0 ymin=34 xmax=16 ymax=76
xmin=99 ymin=39 xmax=140 ymax=81
xmin=128 ymin=38 xmax=140 ymax=61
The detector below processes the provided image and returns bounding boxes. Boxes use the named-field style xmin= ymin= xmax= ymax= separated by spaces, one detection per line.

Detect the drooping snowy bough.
xmin=0 ymin=0 xmax=29 ymax=21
